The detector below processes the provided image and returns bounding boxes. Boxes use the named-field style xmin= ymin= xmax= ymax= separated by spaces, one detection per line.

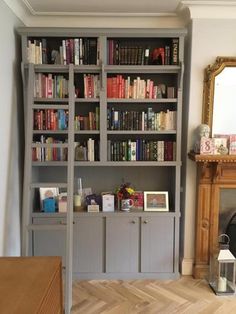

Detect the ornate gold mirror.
xmin=202 ymin=57 xmax=236 ymax=137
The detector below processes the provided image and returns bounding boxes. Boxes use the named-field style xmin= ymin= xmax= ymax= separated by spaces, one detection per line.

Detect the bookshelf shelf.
xmin=107 ymin=130 xmax=177 ymax=135
xmin=105 ymin=65 xmax=181 ymax=73
xmin=34 ymin=98 xmax=69 ymax=103
xmin=32 ymin=161 xmax=68 ymax=166
xmin=75 ymin=98 xmax=100 ymax=102
xmin=107 ymin=98 xmax=178 ymax=103
xmin=19 ymin=27 xmax=186 ymax=313
xmin=32 ymin=130 xmax=68 ymax=134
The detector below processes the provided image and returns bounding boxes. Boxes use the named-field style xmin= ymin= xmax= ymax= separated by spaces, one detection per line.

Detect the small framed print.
xmin=144 ymin=191 xmax=169 ymax=212
xmin=131 ymin=191 xmax=144 ymax=211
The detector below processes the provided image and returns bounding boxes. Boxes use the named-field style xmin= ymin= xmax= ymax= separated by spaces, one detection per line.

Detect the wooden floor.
xmin=71 ymin=276 xmax=236 ymax=314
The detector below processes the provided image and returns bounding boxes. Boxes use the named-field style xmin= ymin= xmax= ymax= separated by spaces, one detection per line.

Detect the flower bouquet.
xmin=116 ymin=182 xmax=135 ymax=211
xmin=116 ymin=182 xmax=135 ymax=200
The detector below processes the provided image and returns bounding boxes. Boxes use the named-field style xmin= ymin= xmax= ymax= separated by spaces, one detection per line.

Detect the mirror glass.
xmin=213 ymin=67 xmax=236 ymax=136
xmin=202 ymin=57 xmax=236 ymax=137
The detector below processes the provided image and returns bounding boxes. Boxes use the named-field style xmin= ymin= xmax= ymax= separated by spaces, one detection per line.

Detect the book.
xmin=171 ymin=38 xmax=179 ymax=65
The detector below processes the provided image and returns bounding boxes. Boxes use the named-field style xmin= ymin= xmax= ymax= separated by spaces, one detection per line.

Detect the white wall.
xmin=0 ymin=1 xmax=24 ymax=255
xmin=182 ymin=18 xmax=236 ymax=274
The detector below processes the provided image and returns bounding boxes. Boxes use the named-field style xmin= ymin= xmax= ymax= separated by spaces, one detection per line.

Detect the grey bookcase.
xmin=18 ymin=27 xmax=186 ymax=313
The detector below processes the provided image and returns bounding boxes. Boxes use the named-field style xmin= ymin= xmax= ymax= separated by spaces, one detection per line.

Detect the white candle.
xmin=74 ymin=195 xmax=81 ymax=207
xmin=218 ymin=276 xmax=227 ymax=292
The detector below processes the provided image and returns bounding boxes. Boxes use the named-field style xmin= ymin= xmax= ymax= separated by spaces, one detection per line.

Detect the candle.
xmin=74 ymin=195 xmax=81 ymax=207
xmin=218 ymin=276 xmax=227 ymax=292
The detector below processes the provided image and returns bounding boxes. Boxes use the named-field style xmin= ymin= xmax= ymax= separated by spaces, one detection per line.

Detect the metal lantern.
xmin=209 ymin=234 xmax=236 ymax=295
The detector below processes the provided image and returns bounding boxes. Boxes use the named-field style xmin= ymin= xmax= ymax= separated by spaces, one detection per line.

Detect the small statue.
xmin=194 ymin=124 xmax=210 ymax=153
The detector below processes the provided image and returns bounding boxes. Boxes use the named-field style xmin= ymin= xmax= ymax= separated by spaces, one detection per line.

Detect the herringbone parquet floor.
xmin=71 ymin=276 xmax=236 ymax=314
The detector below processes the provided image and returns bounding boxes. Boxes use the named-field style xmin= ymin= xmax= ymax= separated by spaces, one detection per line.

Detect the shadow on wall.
xmin=3 ymin=29 xmax=24 ymax=256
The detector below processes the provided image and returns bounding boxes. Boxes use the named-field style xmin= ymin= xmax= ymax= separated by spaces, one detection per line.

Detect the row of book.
xmin=32 ymin=138 xmax=176 ymax=162
xmin=32 ymin=137 xmax=68 ymax=162
xmin=34 ymin=73 xmax=176 ymax=100
xmin=107 ymin=108 xmax=177 ymax=131
xmin=34 ymin=73 xmax=69 ymax=98
xmin=107 ymin=39 xmax=179 ymax=65
xmin=75 ymin=108 xmax=100 ymax=131
xmin=82 ymin=74 xmax=100 ymax=99
xmin=27 ymin=38 xmax=99 ymax=65
xmin=107 ymin=75 xmax=175 ymax=99
xmin=107 ymin=140 xmax=176 ymax=161
xmin=34 ymin=109 xmax=68 ymax=131
xmin=74 ymin=139 xmax=100 ymax=161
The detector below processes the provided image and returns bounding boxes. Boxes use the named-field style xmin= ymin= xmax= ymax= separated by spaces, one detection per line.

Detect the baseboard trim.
xmin=181 ymin=258 xmax=194 ymax=275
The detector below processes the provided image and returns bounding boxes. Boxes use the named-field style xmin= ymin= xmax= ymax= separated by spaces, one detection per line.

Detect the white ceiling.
xmin=4 ymin=0 xmax=236 ymax=27
xmin=24 ymin=0 xmax=181 ymax=15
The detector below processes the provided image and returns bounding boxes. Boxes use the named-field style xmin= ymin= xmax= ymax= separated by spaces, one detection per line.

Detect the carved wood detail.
xmin=189 ymin=152 xmax=236 ymax=279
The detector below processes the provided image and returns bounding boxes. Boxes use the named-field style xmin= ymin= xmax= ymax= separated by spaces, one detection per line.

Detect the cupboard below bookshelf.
xmin=19 ymin=27 xmax=186 ymax=312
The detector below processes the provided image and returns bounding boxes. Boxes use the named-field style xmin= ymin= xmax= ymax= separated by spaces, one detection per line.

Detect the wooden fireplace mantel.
xmin=188 ymin=151 xmax=236 ymax=279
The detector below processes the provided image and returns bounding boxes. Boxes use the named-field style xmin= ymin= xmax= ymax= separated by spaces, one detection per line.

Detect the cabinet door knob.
xmin=131 ymin=220 xmax=136 ymax=224
xmin=143 ymin=220 xmax=148 ymax=224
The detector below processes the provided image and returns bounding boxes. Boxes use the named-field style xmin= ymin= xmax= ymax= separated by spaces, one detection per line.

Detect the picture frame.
xmin=131 ymin=191 xmax=144 ymax=211
xmin=39 ymin=187 xmax=59 ymax=212
xmin=144 ymin=191 xmax=169 ymax=211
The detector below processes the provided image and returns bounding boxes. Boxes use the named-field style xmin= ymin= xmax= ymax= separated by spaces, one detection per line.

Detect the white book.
xmin=62 ymin=40 xmax=66 ymax=65
xmin=74 ymin=38 xmax=80 ymax=65
xmin=87 ymin=138 xmax=94 ymax=161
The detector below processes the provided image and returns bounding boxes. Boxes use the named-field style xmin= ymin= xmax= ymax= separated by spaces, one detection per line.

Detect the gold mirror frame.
xmin=202 ymin=56 xmax=236 ymax=136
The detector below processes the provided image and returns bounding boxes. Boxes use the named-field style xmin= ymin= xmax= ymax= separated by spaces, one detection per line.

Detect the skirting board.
xmin=181 ymin=258 xmax=194 ymax=275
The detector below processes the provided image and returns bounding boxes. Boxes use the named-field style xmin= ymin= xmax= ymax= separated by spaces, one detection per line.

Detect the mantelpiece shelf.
xmin=188 ymin=151 xmax=236 ymax=163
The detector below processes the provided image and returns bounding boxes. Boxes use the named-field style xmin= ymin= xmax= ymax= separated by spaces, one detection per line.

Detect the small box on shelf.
xmin=102 ymin=194 xmax=115 ymax=212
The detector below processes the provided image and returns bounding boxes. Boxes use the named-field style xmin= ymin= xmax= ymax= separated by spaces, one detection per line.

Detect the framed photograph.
xmin=39 ymin=187 xmax=59 ymax=212
xmin=144 ymin=191 xmax=169 ymax=212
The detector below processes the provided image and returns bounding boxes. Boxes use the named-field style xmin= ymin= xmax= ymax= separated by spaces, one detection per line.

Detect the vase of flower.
xmin=116 ymin=182 xmax=135 ymax=211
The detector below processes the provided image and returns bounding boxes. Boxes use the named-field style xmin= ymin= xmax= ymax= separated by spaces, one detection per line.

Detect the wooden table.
xmin=0 ymin=256 xmax=63 ymax=313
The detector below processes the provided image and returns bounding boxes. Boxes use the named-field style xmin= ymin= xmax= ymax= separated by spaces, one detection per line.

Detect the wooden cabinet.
xmin=74 ymin=216 xmax=103 ymax=273
xmin=0 ymin=256 xmax=63 ymax=313
xmin=105 ymin=214 xmax=176 ymax=276
xmin=141 ymin=216 xmax=174 ymax=273
xmin=106 ymin=216 xmax=139 ymax=273
xmin=33 ymin=217 xmax=67 ymax=267
xmin=33 ymin=213 xmax=177 ymax=278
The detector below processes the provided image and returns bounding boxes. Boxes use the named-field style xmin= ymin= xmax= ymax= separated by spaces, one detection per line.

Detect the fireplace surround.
xmin=189 ymin=152 xmax=236 ymax=279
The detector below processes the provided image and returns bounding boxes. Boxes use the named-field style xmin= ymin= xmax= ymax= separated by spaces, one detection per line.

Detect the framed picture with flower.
xmin=144 ymin=191 xmax=169 ymax=211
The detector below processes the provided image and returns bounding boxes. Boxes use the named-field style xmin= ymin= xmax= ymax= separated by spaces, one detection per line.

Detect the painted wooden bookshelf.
xmin=18 ymin=27 xmax=186 ymax=313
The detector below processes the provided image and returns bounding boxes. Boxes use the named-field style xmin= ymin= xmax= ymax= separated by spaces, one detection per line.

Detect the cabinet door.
xmin=141 ymin=216 xmax=174 ymax=273
xmin=73 ymin=216 xmax=103 ymax=273
xmin=33 ymin=218 xmax=67 ymax=267
xmin=106 ymin=216 xmax=139 ymax=273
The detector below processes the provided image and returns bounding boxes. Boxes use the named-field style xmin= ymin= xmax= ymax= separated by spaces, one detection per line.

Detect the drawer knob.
xmin=143 ymin=220 xmax=148 ymax=224
xmin=131 ymin=220 xmax=136 ymax=224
